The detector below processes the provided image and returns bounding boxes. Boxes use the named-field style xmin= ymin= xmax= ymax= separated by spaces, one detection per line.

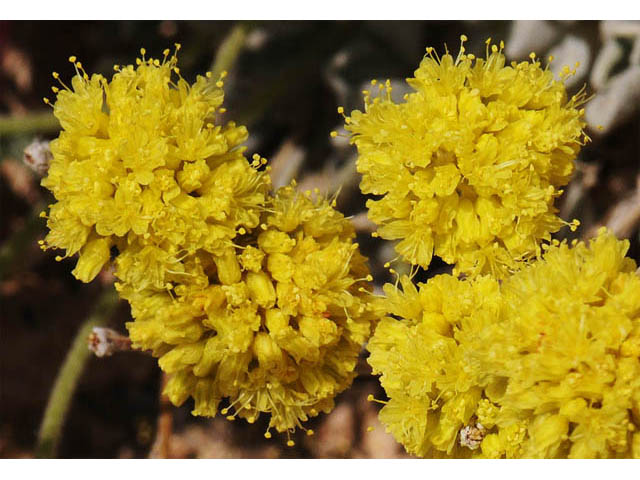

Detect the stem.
xmin=0 ymin=112 xmax=59 ymax=136
xmin=209 ymin=23 xmax=249 ymax=80
xmin=35 ymin=289 xmax=119 ymax=458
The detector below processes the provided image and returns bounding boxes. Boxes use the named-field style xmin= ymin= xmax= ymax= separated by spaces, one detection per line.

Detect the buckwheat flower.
xmin=344 ymin=36 xmax=587 ymax=278
xmin=367 ymin=273 xmax=503 ymax=458
xmin=476 ymin=228 xmax=640 ymax=458
xmin=120 ymin=184 xmax=375 ymax=438
xmin=368 ymin=229 xmax=640 ymax=458
xmin=41 ymin=47 xmax=269 ymax=283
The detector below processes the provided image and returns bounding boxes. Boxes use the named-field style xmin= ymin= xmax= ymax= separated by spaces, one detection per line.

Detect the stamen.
xmin=367 ymin=394 xmax=388 ymax=405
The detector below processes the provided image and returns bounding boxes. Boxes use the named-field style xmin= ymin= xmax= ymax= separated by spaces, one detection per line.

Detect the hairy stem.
xmin=35 ymin=289 xmax=119 ymax=458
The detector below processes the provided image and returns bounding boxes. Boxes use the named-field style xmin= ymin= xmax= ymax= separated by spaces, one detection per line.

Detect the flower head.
xmin=368 ymin=229 xmax=640 ymax=458
xmin=121 ymin=184 xmax=375 ymax=436
xmin=41 ymin=47 xmax=269 ymax=283
xmin=345 ymin=37 xmax=588 ymax=278
xmin=367 ymin=273 xmax=502 ymax=458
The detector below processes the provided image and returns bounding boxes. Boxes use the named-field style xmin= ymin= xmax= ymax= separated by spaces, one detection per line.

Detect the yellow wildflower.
xmin=345 ymin=36 xmax=587 ymax=278
xmin=368 ymin=273 xmax=502 ymax=458
xmin=478 ymin=229 xmax=640 ymax=458
xmin=121 ymin=185 xmax=375 ymax=436
xmin=41 ymin=47 xmax=269 ymax=283
xmin=367 ymin=229 xmax=640 ymax=458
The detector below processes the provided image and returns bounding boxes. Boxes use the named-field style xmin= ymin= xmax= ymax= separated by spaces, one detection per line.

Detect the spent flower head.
xmin=344 ymin=36 xmax=588 ymax=278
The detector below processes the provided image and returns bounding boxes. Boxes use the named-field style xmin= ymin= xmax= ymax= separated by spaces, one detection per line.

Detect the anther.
xmin=68 ymin=56 xmax=77 ymax=63
xmin=286 ymin=440 xmax=295 ymax=447
xmin=460 ymin=34 xmax=467 ymax=42
xmin=330 ymin=131 xmax=338 ymax=138
xmin=337 ymin=106 xmax=344 ymax=114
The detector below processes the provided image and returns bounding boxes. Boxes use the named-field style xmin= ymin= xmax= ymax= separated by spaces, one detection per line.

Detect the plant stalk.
xmin=35 ymin=289 xmax=119 ymax=458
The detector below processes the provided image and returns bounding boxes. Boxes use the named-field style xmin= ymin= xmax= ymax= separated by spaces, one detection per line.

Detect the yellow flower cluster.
xmin=41 ymin=46 xmax=269 ymax=284
xmin=368 ymin=229 xmax=640 ymax=458
xmin=121 ymin=185 xmax=374 ymax=436
xmin=41 ymin=49 xmax=375 ymax=437
xmin=345 ymin=37 xmax=587 ymax=278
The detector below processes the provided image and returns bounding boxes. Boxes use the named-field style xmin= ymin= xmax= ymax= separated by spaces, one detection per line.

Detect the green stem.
xmin=35 ymin=289 xmax=119 ymax=458
xmin=209 ymin=23 xmax=249 ymax=80
xmin=0 ymin=112 xmax=59 ymax=136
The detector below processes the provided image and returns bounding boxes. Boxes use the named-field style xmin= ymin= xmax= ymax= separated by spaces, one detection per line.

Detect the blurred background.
xmin=1 ymin=20 xmax=639 ymax=458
